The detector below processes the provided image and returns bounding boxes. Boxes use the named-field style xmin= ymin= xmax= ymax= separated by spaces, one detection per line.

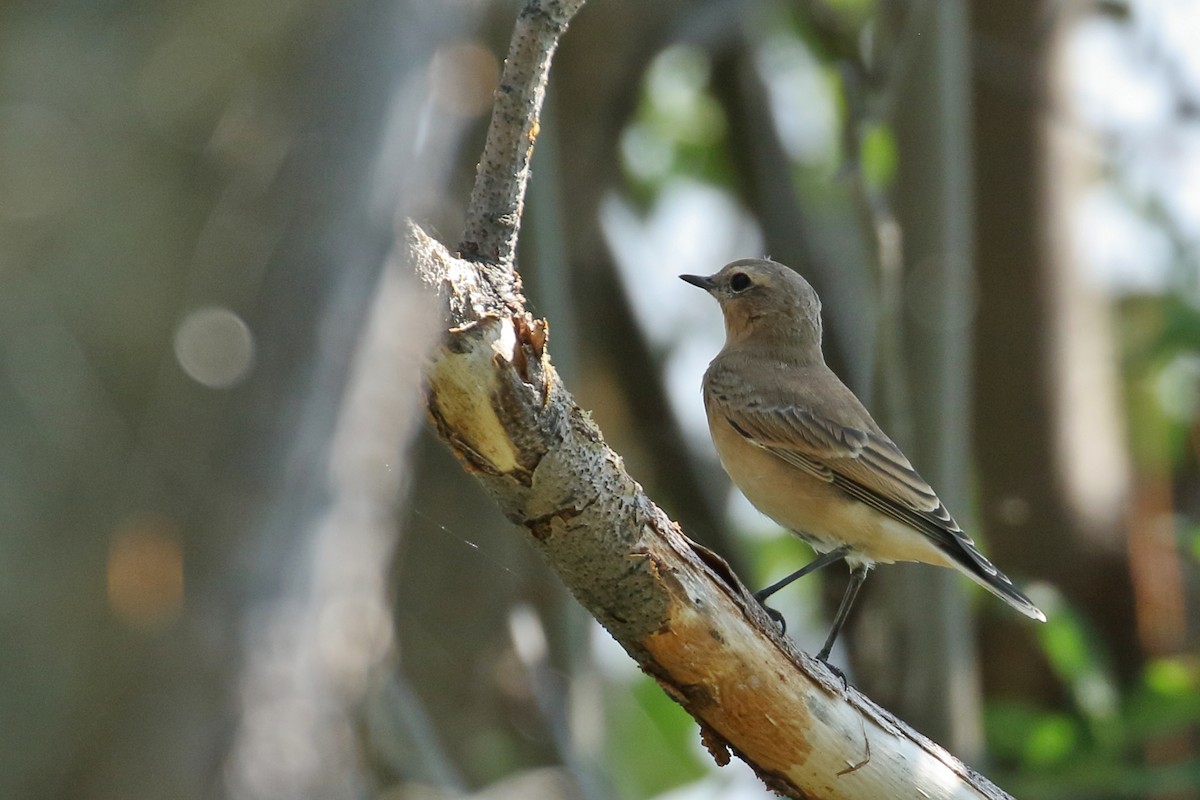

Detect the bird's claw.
xmin=817 ymin=655 xmax=849 ymax=690
xmin=761 ymin=603 xmax=787 ymax=633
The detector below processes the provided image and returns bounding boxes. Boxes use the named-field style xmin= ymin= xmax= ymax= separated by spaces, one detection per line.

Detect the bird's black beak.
xmin=679 ymin=274 xmax=716 ymax=291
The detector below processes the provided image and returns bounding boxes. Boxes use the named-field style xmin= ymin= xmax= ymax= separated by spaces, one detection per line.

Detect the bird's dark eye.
xmin=729 ymin=272 xmax=752 ymax=293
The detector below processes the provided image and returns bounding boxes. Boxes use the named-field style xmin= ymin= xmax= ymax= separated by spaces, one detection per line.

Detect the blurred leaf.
xmin=986 ymin=703 xmax=1082 ymax=771
xmin=824 ymin=0 xmax=876 ymax=23
xmin=606 ymin=675 xmax=707 ymax=800
xmin=1003 ymin=758 xmax=1200 ymax=800
xmin=986 ymin=702 xmax=1050 ymax=763
xmin=1039 ymin=611 xmax=1089 ymax=680
xmin=1034 ymin=595 xmax=1118 ymax=726
xmin=1187 ymin=523 xmax=1200 ymax=565
xmin=859 ymin=122 xmax=896 ymax=189
xmin=1119 ymin=657 xmax=1200 ymax=744
xmin=1152 ymin=294 xmax=1200 ymax=360
xmin=749 ymin=526 xmax=816 ymax=587
xmin=989 ymin=654 xmax=1200 ymax=796
xmin=1116 ymin=295 xmax=1193 ymax=472
xmin=1023 ymin=714 xmax=1082 ymax=768
xmin=620 ymin=45 xmax=734 ymax=196
xmin=1144 ymin=657 xmax=1194 ymax=696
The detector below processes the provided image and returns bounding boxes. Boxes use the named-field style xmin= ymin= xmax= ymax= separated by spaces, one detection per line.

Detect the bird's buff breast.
xmin=709 ymin=414 xmax=953 ymax=568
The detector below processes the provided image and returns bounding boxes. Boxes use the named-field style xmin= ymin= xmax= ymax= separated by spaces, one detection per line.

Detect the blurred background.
xmin=2 ymin=0 xmax=1198 ymax=798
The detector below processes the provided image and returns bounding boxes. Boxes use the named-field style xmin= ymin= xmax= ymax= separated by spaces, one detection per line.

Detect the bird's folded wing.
xmin=723 ymin=403 xmax=1001 ymax=578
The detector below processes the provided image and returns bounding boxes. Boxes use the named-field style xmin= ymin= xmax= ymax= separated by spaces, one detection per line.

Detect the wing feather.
xmin=702 ymin=339 xmax=1044 ymax=619
xmin=723 ymin=403 xmax=1001 ymax=579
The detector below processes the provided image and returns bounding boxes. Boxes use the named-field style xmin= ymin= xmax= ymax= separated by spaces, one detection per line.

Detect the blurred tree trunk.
xmin=969 ymin=0 xmax=1138 ymax=698
xmin=0 ymin=1 xmax=468 ymax=798
xmin=850 ymin=0 xmax=983 ymax=758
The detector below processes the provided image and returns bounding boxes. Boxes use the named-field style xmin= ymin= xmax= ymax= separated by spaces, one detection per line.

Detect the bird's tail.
xmin=954 ymin=551 xmax=1046 ymax=622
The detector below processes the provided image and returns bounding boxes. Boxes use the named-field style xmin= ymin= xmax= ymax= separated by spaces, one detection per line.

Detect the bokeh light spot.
xmin=997 ymin=495 xmax=1031 ymax=526
xmin=1023 ymin=714 xmax=1079 ymax=767
xmin=174 ymin=306 xmax=255 ymax=388
xmin=107 ymin=516 xmax=184 ymax=632
xmin=1145 ymin=658 xmax=1194 ymax=697
xmin=428 ymin=41 xmax=499 ymax=119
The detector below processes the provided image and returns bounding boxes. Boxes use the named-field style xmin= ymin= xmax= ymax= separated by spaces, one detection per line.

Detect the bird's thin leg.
xmin=753 ymin=546 xmax=850 ymax=603
xmin=816 ymin=564 xmax=869 ymax=663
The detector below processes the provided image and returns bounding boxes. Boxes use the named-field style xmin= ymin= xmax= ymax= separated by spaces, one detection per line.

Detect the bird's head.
xmin=680 ymin=258 xmax=824 ymax=359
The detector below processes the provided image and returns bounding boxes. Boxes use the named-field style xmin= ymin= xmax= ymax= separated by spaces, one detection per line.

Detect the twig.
xmin=459 ymin=0 xmax=586 ymax=276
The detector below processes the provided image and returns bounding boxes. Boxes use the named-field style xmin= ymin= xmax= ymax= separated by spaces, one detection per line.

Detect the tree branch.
xmin=406 ymin=2 xmax=1015 ymax=797
xmin=459 ymin=0 xmax=586 ymax=273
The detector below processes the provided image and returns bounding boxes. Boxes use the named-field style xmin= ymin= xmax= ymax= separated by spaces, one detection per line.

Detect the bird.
xmin=680 ymin=258 xmax=1045 ymax=663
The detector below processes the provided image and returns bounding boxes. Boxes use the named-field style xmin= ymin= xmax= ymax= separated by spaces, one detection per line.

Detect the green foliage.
xmin=1119 ymin=295 xmax=1200 ymax=474
xmin=750 ymin=525 xmax=819 ymax=588
xmin=605 ymin=673 xmax=709 ymax=799
xmin=1187 ymin=523 xmax=1200 ymax=566
xmin=822 ymin=0 xmax=877 ymax=25
xmin=620 ymin=45 xmax=734 ymax=199
xmin=1152 ymin=294 xmax=1200 ymax=360
xmin=858 ymin=122 xmax=897 ymax=190
xmin=988 ymin=592 xmax=1200 ymax=798
xmin=1036 ymin=601 xmax=1118 ymax=724
xmin=989 ymin=704 xmax=1083 ymax=770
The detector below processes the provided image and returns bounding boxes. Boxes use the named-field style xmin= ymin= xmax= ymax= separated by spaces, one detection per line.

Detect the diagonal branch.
xmin=406 ymin=1 xmax=1015 ymax=797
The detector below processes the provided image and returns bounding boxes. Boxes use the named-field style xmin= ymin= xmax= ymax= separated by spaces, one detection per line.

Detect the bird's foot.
xmin=817 ymin=653 xmax=849 ymax=690
xmin=760 ymin=603 xmax=787 ymax=633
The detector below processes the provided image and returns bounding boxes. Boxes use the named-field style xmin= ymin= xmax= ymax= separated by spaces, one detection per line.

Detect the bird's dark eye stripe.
xmin=729 ymin=272 xmax=752 ymax=292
